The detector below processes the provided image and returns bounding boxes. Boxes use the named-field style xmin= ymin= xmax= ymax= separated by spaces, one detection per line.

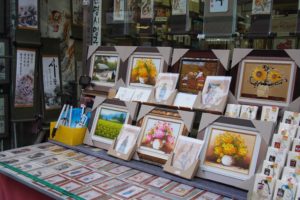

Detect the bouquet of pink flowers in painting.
xmin=142 ymin=119 xmax=181 ymax=154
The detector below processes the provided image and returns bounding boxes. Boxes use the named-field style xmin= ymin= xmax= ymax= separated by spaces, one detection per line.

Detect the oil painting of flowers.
xmin=139 ymin=116 xmax=184 ymax=160
xmin=202 ymin=126 xmax=259 ymax=180
xmin=238 ymin=59 xmax=295 ymax=107
xmin=129 ymin=56 xmax=162 ymax=87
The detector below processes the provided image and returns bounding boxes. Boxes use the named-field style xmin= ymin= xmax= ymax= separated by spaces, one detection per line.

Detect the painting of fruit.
xmin=130 ymin=57 xmax=162 ymax=87
xmin=94 ymin=107 xmax=128 ymax=140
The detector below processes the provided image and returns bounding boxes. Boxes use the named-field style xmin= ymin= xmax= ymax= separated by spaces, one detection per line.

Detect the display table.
xmin=0 ymin=141 xmax=248 ymax=200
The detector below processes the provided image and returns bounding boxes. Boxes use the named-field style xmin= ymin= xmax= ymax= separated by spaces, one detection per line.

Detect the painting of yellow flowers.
xmin=237 ymin=59 xmax=296 ymax=107
xmin=201 ymin=125 xmax=260 ymax=180
xmin=129 ymin=56 xmax=163 ymax=87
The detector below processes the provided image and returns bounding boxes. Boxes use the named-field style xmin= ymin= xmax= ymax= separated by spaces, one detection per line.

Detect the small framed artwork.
xmin=165 ymin=183 xmax=194 ymax=198
xmin=273 ymin=37 xmax=297 ymax=50
xmin=131 ymin=88 xmax=152 ymax=102
xmin=137 ymin=113 xmax=186 ymax=162
xmin=141 ymin=0 xmax=154 ymax=19
xmin=115 ymin=185 xmax=146 ymax=199
xmin=281 ymin=167 xmax=300 ymax=185
xmin=261 ymin=160 xmax=282 ymax=179
xmin=172 ymin=0 xmax=187 ymax=15
xmin=277 ymin=122 xmax=298 ymax=138
xmin=114 ymin=125 xmax=140 ymax=155
xmin=224 ymin=104 xmax=241 ymax=118
xmin=0 ymin=95 xmax=8 ymax=138
xmin=209 ymin=0 xmax=229 ymax=13
xmin=115 ymin=87 xmax=135 ymax=101
xmin=76 ymin=189 xmax=105 ymax=200
xmin=173 ymin=92 xmax=197 ymax=109
xmin=113 ymin=0 xmax=125 ymax=21
xmin=41 ymin=55 xmax=62 ymax=110
xmin=75 ymin=172 xmax=107 ymax=184
xmin=239 ymin=105 xmax=258 ymax=120
xmin=252 ymin=174 xmax=275 ymax=200
xmin=201 ymin=76 xmax=232 ymax=110
xmin=154 ymin=73 xmax=178 ymax=103
xmin=0 ymin=39 xmax=9 ymax=83
xmin=93 ymin=179 xmax=127 ymax=191
xmin=127 ymin=55 xmax=164 ymax=88
xmin=260 ymin=106 xmax=279 ymax=122
xmin=265 ymin=147 xmax=288 ymax=167
xmin=58 ymin=180 xmax=83 ymax=192
xmin=14 ymin=48 xmax=36 ymax=108
xmin=62 ymin=167 xmax=92 ymax=178
xmin=236 ymin=59 xmax=296 ymax=107
xmin=171 ymin=136 xmax=204 ymax=171
xmin=252 ymin=0 xmax=272 ymax=15
xmin=287 ymin=151 xmax=300 ymax=168
xmin=273 ymin=180 xmax=297 ymax=200
xmin=178 ymin=58 xmax=220 ymax=94
xmin=71 ymin=0 xmax=83 ymax=26
xmin=90 ymin=105 xmax=130 ymax=145
xmin=282 ymin=111 xmax=300 ymax=125
xmin=145 ymin=177 xmax=171 ymax=189
xmin=17 ymin=0 xmax=39 ymax=30
xmin=292 ymin=139 xmax=300 ymax=152
xmin=271 ymin=134 xmax=292 ymax=151
xmin=200 ymin=124 xmax=261 ymax=180
xmin=89 ymin=53 xmax=120 ymax=88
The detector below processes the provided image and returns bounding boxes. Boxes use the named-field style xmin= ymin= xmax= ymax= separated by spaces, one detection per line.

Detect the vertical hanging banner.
xmin=42 ymin=56 xmax=61 ymax=110
xmin=15 ymin=49 xmax=36 ymax=108
xmin=92 ymin=0 xmax=102 ymax=45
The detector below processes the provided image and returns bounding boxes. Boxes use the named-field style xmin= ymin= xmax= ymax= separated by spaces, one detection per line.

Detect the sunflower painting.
xmin=237 ymin=59 xmax=295 ymax=107
xmin=129 ymin=56 xmax=162 ymax=87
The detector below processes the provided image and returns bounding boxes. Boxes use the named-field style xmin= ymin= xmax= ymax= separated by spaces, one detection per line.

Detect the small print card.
xmin=94 ymin=179 xmax=127 ymax=191
xmin=287 ymin=151 xmax=300 ymax=169
xmin=281 ymin=167 xmax=300 ymax=185
xmin=261 ymin=106 xmax=279 ymax=122
xmin=165 ymin=183 xmax=194 ymax=197
xmin=136 ymin=192 xmax=171 ymax=200
xmin=252 ymin=174 xmax=275 ymax=200
xmin=261 ymin=160 xmax=282 ymax=179
xmin=108 ymin=166 xmax=131 ymax=175
xmin=63 ymin=167 xmax=92 ymax=178
xmin=76 ymin=189 xmax=105 ymax=200
xmin=172 ymin=136 xmax=204 ymax=171
xmin=9 ymin=147 xmax=35 ymax=155
xmin=173 ymin=92 xmax=197 ymax=109
xmin=35 ymin=143 xmax=55 ymax=150
xmin=76 ymin=172 xmax=106 ymax=184
xmin=29 ymin=167 xmax=57 ymax=178
xmin=44 ymin=175 xmax=69 ymax=185
xmin=278 ymin=122 xmax=298 ymax=138
xmin=58 ymin=180 xmax=83 ymax=192
xmin=155 ymin=73 xmax=178 ymax=103
xmin=283 ymin=111 xmax=300 ymax=125
xmin=51 ymin=161 xmax=80 ymax=173
xmin=224 ymin=104 xmax=241 ymax=118
xmin=87 ymin=160 xmax=111 ymax=169
xmin=192 ymin=191 xmax=222 ymax=200
xmin=36 ymin=155 xmax=66 ymax=167
xmin=126 ymin=172 xmax=153 ymax=183
xmin=115 ymin=87 xmax=135 ymax=101
xmin=24 ymin=151 xmax=53 ymax=161
xmin=73 ymin=155 xmax=97 ymax=163
xmin=17 ymin=162 xmax=42 ymax=171
xmin=239 ymin=105 xmax=258 ymax=120
xmin=271 ymin=134 xmax=292 ymax=151
xmin=292 ymin=139 xmax=300 ymax=153
xmin=115 ymin=185 xmax=146 ymax=199
xmin=265 ymin=147 xmax=288 ymax=167
xmin=273 ymin=179 xmax=297 ymax=200
xmin=146 ymin=177 xmax=171 ymax=189
xmin=131 ymin=88 xmax=151 ymax=102
xmin=115 ymin=125 xmax=141 ymax=155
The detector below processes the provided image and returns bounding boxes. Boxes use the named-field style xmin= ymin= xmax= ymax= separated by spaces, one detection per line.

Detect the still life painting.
xmin=178 ymin=58 xmax=219 ymax=94
xmin=129 ymin=55 xmax=163 ymax=88
xmin=90 ymin=53 xmax=119 ymax=87
xmin=138 ymin=115 xmax=184 ymax=160
xmin=238 ymin=59 xmax=295 ymax=107
xmin=91 ymin=106 xmax=129 ymax=144
xmin=201 ymin=125 xmax=260 ymax=180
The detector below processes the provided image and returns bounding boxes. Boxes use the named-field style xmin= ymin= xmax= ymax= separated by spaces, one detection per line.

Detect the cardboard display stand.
xmin=163 ymin=153 xmax=200 ymax=180
xmin=83 ymin=96 xmax=139 ymax=150
xmin=107 ymin=139 xmax=137 ymax=161
xmin=196 ymin=113 xmax=275 ymax=190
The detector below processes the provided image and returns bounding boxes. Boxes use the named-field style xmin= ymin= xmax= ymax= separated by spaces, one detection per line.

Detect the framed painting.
xmin=209 ymin=0 xmax=229 ymax=13
xmin=172 ymin=0 xmax=187 ymax=15
xmin=0 ymin=95 xmax=8 ymax=138
xmin=252 ymin=0 xmax=272 ymax=15
xmin=0 ymin=39 xmax=9 ymax=84
xmin=14 ymin=48 xmax=36 ymax=108
xmin=90 ymin=105 xmax=130 ymax=145
xmin=89 ymin=52 xmax=120 ymax=87
xmin=200 ymin=124 xmax=261 ymax=180
xmin=17 ymin=0 xmax=39 ymax=30
xmin=127 ymin=54 xmax=164 ymax=88
xmin=178 ymin=58 xmax=220 ymax=94
xmin=236 ymin=59 xmax=296 ymax=107
xmin=41 ymin=55 xmax=62 ymax=110
xmin=141 ymin=0 xmax=154 ymax=19
xmin=137 ymin=114 xmax=186 ymax=162
xmin=113 ymin=0 xmax=125 ymax=21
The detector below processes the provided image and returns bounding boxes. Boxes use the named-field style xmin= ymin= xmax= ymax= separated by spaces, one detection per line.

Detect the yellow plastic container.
xmin=49 ymin=122 xmax=87 ymax=146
